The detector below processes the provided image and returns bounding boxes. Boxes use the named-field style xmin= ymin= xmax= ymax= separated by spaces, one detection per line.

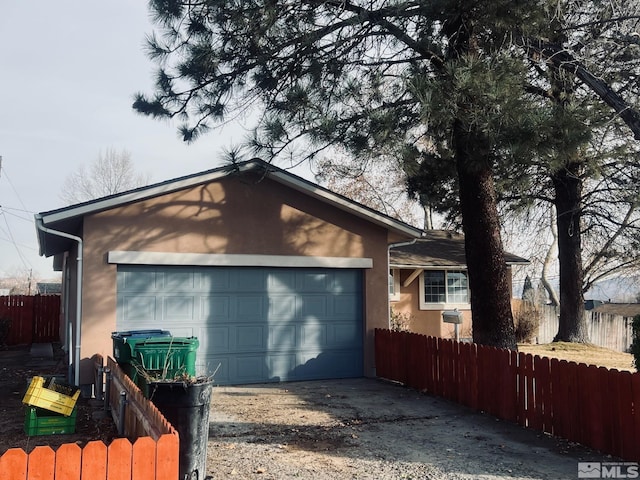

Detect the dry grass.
xmin=518 ymin=342 xmax=636 ymax=372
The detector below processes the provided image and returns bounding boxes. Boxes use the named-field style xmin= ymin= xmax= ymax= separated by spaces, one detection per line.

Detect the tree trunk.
xmin=552 ymin=163 xmax=589 ymax=342
xmin=454 ymin=121 xmax=517 ymax=349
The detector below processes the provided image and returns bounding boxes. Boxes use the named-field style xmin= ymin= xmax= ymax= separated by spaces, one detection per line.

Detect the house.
xmin=35 ymin=159 xmax=422 ymax=390
xmin=36 ymin=282 xmax=62 ymax=295
xmin=389 ymin=230 xmax=529 ymax=340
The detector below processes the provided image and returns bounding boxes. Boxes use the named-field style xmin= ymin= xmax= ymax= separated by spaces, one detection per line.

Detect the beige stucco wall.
xmin=76 ymin=173 xmax=408 ymax=384
xmin=390 ymin=269 xmax=472 ymax=338
xmin=391 ymin=267 xmax=517 ymax=340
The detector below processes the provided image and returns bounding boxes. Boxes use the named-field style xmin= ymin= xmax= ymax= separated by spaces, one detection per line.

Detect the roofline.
xmin=390 ymin=260 xmax=529 ymax=269
xmin=36 ymin=159 xmax=422 ymax=239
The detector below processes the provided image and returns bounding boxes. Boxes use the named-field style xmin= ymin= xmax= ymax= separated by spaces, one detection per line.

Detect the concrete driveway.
xmin=205 ymin=378 xmax=607 ymax=479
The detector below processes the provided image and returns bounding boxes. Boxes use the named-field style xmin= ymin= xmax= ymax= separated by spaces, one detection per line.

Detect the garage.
xmin=116 ymin=264 xmax=364 ymax=385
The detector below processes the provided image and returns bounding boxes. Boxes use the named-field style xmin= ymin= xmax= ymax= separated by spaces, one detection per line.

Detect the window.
xmin=389 ymin=269 xmax=400 ymax=301
xmin=419 ymin=269 xmax=469 ymax=309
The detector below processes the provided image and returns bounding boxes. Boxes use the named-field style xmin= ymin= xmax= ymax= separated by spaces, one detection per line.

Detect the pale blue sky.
xmin=0 ymin=2 xmax=261 ymax=278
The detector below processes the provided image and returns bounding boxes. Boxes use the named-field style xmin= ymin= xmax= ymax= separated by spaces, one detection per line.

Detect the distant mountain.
xmin=585 ymin=275 xmax=639 ymax=303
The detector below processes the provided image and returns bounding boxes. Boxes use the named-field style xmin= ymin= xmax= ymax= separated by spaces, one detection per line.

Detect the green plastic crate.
xmin=24 ymin=406 xmax=77 ymax=436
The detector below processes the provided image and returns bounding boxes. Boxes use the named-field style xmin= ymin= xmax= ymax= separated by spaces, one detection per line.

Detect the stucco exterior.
xmin=44 ymin=167 xmax=417 ymax=386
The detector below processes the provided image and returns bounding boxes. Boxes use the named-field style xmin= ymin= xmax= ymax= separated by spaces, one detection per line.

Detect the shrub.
xmin=630 ymin=315 xmax=640 ymax=372
xmin=514 ymin=302 xmax=540 ymax=344
xmin=389 ymin=308 xmax=411 ymax=332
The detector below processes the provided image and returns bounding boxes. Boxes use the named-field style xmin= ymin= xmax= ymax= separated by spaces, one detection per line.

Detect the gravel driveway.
xmin=205 ymin=378 xmax=606 ymax=479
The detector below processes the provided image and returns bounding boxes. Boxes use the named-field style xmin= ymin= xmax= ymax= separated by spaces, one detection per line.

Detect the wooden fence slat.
xmin=155 ymin=434 xmax=180 ymax=480
xmin=632 ymin=374 xmax=640 ymax=462
xmin=581 ymin=364 xmax=603 ymax=453
xmin=616 ymin=371 xmax=635 ymax=460
xmin=500 ymin=349 xmax=517 ymax=423
xmin=27 ymin=446 xmax=55 ymax=480
xmin=516 ymin=352 xmax=526 ymax=427
xmin=55 ymin=443 xmax=82 ymax=480
xmin=406 ymin=333 xmax=425 ymax=391
xmin=0 ymin=449 xmax=28 ymax=480
xmin=107 ymin=439 xmax=133 ymax=480
xmin=81 ymin=441 xmax=107 ymax=480
xmin=534 ymin=355 xmax=552 ymax=433
xmin=132 ymin=437 xmax=156 ymax=480
xmin=598 ymin=366 xmax=614 ymax=455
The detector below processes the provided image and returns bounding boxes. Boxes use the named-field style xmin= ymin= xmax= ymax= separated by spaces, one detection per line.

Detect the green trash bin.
xmin=111 ymin=330 xmax=172 ymax=364
xmin=129 ymin=336 xmax=199 ymax=385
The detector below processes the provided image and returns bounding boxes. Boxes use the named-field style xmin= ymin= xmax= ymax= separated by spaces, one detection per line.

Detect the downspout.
xmin=35 ymin=217 xmax=83 ymax=386
xmin=387 ymin=238 xmax=420 ymax=329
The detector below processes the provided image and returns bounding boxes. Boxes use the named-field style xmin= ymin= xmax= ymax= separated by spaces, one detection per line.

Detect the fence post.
xmin=117 ymin=391 xmax=127 ymax=436
xmin=104 ymin=368 xmax=111 ymax=411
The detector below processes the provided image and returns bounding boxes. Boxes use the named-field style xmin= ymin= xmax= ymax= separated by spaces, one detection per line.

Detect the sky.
xmin=0 ymin=2 xmax=272 ymax=280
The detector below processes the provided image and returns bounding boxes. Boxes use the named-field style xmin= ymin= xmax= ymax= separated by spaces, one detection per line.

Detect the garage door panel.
xmin=330 ymin=323 xmax=361 ymax=346
xmin=235 ymin=295 xmax=266 ymax=319
xmin=268 ymin=354 xmax=297 ymax=380
xmin=234 ymin=269 xmax=267 ymax=291
xmin=200 ymin=296 xmax=230 ymax=319
xmin=120 ymin=296 xmax=157 ymax=322
xmin=206 ymin=326 xmax=230 ymax=352
xmin=300 ymin=295 xmax=327 ymax=317
xmin=164 ymin=269 xmax=196 ymax=290
xmin=117 ymin=265 xmax=363 ymax=385
xmin=164 ymin=296 xmax=194 ymax=320
xmin=332 ymin=295 xmax=362 ymax=317
xmin=235 ymin=355 xmax=268 ymax=382
xmin=268 ymin=295 xmax=296 ymax=318
xmin=119 ymin=269 xmax=158 ymax=292
xmin=299 ymin=324 xmax=326 ymax=348
xmin=268 ymin=325 xmax=297 ymax=349
xmin=234 ymin=325 xmax=266 ymax=350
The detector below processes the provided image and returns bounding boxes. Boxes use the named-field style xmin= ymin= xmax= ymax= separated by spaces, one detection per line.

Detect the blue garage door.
xmin=116 ymin=265 xmax=363 ymax=385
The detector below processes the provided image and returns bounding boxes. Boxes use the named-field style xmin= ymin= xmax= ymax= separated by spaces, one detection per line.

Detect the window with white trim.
xmin=419 ymin=269 xmax=470 ymax=309
xmin=389 ymin=269 xmax=400 ymax=301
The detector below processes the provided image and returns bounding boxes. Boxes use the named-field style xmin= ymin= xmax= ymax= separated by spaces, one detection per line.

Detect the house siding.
xmin=77 ymin=174 xmax=396 ymax=384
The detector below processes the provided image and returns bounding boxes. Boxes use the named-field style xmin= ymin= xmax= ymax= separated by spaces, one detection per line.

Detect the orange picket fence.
xmin=0 ymin=435 xmax=179 ymax=480
xmin=375 ymin=329 xmax=640 ymax=462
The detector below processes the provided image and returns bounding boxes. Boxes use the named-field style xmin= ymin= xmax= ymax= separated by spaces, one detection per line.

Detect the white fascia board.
xmin=389 ymin=264 xmax=467 ymax=270
xmin=108 ymin=251 xmax=373 ymax=269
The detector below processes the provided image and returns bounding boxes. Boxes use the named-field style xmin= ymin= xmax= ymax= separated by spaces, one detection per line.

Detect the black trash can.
xmin=148 ymin=378 xmax=213 ymax=480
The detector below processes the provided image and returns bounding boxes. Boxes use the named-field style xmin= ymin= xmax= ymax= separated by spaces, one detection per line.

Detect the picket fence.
xmin=375 ymin=329 xmax=640 ymax=462
xmin=0 ymin=295 xmax=61 ymax=345
xmin=0 ymin=356 xmax=179 ymax=479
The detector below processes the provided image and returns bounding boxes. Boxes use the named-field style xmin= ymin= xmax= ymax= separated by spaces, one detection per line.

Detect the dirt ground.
xmin=206 ymin=379 xmax=608 ymax=480
xmin=0 ymin=344 xmax=118 ymax=454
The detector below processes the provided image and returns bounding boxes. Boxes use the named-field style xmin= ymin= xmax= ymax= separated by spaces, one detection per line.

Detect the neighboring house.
xmin=592 ymin=303 xmax=640 ymax=319
xmin=389 ymin=230 xmax=529 ymax=340
xmin=36 ymin=282 xmax=62 ymax=295
xmin=35 ymin=159 xmax=422 ymax=390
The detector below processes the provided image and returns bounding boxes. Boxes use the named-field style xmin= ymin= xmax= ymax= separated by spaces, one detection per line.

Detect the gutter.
xmin=35 ymin=216 xmax=83 ymax=386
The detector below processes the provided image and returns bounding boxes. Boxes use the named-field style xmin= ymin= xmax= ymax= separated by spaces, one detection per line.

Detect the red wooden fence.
xmin=375 ymin=329 xmax=640 ymax=462
xmin=0 ymin=295 xmax=61 ymax=344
